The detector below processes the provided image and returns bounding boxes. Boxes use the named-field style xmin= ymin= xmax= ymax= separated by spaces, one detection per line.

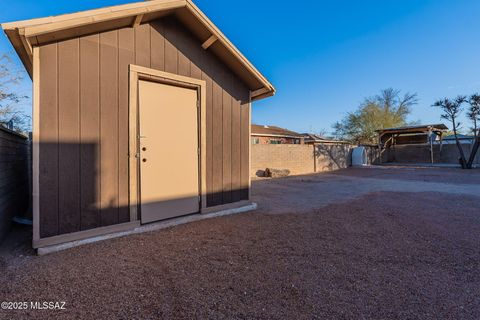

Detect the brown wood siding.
xmin=118 ymin=28 xmax=135 ymax=223
xmin=79 ymin=34 xmax=101 ymax=231
xmin=99 ymin=31 xmax=120 ymax=227
xmin=222 ymin=79 xmax=232 ymax=204
xmin=58 ymin=38 xmax=81 ymax=234
xmin=211 ymin=80 xmax=223 ymax=206
xmin=231 ymin=82 xmax=242 ymax=202
xmin=38 ymin=16 xmax=250 ymax=238
xmin=39 ymin=42 xmax=59 ymax=238
xmin=202 ymin=72 xmax=214 ymax=205
xmin=240 ymin=88 xmax=250 ymax=200
xmin=150 ymin=21 xmax=165 ymax=71
xmin=135 ymin=23 xmax=151 ymax=68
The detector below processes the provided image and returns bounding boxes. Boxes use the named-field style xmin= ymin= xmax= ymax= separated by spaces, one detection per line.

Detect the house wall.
xmin=0 ymin=127 xmax=30 ymax=243
xmin=252 ymin=136 xmax=302 ymax=145
xmin=37 ymin=16 xmax=250 ymax=239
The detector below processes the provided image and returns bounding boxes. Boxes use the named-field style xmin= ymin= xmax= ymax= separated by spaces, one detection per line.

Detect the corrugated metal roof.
xmin=376 ymin=123 xmax=448 ymax=134
xmin=443 ymin=134 xmax=475 ymax=140
xmin=302 ymin=133 xmax=349 ymax=144
xmin=302 ymin=133 xmax=330 ymax=141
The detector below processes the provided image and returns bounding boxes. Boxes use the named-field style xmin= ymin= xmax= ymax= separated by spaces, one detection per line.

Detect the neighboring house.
xmin=302 ymin=133 xmax=349 ymax=145
xmin=251 ymin=124 xmax=303 ymax=144
xmin=2 ymin=0 xmax=275 ymax=251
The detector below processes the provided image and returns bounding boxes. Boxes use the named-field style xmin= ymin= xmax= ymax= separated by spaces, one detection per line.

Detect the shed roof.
xmin=251 ymin=125 xmax=302 ymax=138
xmin=375 ymin=124 xmax=448 ymax=135
xmin=1 ymin=0 xmax=275 ymax=101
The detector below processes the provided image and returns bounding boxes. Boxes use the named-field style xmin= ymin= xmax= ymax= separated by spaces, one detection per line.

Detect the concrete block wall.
xmin=363 ymin=145 xmax=382 ymax=165
xmin=315 ymin=144 xmax=353 ymax=171
xmin=0 ymin=127 xmax=30 ymax=243
xmin=251 ymin=144 xmax=314 ymax=177
xmin=251 ymin=144 xmax=353 ymax=177
xmin=385 ymin=143 xmax=480 ymax=165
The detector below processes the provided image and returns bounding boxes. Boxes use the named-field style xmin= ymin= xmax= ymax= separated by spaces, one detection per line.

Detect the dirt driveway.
xmin=1 ymin=166 xmax=480 ymax=319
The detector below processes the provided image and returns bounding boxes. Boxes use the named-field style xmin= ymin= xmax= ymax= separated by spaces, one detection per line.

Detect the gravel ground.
xmin=1 ymin=168 xmax=480 ymax=319
xmin=332 ymin=165 xmax=480 ymax=185
xmin=251 ymin=167 xmax=480 ymax=215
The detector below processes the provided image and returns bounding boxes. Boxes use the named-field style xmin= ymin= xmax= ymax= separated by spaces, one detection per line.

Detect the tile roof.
xmin=251 ymin=124 xmax=302 ymax=138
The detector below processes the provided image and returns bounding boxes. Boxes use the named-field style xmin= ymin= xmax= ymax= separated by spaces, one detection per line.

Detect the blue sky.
xmin=1 ymin=0 xmax=480 ymax=134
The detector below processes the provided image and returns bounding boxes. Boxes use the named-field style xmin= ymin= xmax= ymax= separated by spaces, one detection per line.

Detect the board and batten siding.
xmin=38 ymin=16 xmax=251 ymax=238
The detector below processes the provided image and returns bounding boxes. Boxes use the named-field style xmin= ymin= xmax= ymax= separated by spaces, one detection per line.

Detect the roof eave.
xmin=185 ymin=0 xmax=274 ymax=98
xmin=1 ymin=0 xmax=187 ymax=31
xmin=3 ymin=29 xmax=33 ymax=79
xmin=250 ymin=87 xmax=275 ymax=102
xmin=1 ymin=0 xmax=275 ymax=96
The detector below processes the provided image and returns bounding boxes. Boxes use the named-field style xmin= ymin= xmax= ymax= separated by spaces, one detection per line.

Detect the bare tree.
xmin=466 ymin=94 xmax=480 ymax=167
xmin=432 ymin=96 xmax=468 ymax=168
xmin=0 ymin=54 xmax=30 ymax=133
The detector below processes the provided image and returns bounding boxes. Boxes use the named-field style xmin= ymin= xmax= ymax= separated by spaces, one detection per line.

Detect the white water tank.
xmin=352 ymin=147 xmax=368 ymax=166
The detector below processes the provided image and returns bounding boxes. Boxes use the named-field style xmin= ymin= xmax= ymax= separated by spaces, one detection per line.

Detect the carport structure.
xmin=376 ymin=124 xmax=449 ymax=164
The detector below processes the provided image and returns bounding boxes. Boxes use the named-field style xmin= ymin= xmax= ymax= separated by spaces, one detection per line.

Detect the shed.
xmin=2 ymin=0 xmax=275 ymax=249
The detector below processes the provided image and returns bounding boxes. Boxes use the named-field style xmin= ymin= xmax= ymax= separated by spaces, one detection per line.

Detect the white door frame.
xmin=128 ymin=64 xmax=207 ymax=222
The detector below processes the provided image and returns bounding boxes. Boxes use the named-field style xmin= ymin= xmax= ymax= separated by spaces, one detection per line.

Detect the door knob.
xmin=142 ymin=158 xmax=147 ymax=162
xmin=142 ymin=147 xmax=147 ymax=151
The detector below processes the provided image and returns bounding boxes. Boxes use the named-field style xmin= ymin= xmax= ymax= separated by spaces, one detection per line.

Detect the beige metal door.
xmin=138 ymin=80 xmax=199 ymax=223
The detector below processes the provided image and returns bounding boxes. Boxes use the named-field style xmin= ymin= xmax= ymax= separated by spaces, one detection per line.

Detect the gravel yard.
xmin=1 ymin=167 xmax=479 ymax=319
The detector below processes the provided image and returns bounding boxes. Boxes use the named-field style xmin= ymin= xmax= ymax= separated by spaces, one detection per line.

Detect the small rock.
xmin=265 ymin=168 xmax=290 ymax=178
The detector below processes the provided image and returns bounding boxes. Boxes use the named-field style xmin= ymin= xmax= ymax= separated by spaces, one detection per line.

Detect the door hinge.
xmin=197 ymin=100 xmax=200 ymax=108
